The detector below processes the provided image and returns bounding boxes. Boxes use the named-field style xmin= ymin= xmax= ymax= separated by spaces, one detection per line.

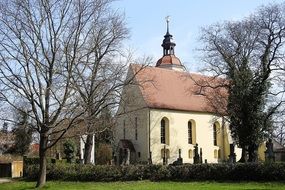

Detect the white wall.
xmin=115 ymin=108 xmax=150 ymax=162
xmin=149 ymin=109 xmax=241 ymax=164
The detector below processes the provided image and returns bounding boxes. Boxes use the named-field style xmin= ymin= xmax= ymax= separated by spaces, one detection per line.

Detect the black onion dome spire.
xmin=162 ymin=16 xmax=176 ymax=56
xmin=156 ymin=16 xmax=185 ymax=71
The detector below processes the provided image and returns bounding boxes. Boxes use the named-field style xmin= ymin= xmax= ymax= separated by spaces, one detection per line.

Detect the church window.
xmin=138 ymin=152 xmax=141 ymax=158
xmin=160 ymin=117 xmax=169 ymax=145
xmin=135 ymin=117 xmax=138 ymax=140
xmin=213 ymin=123 xmax=217 ymax=146
xmin=188 ymin=120 xmax=196 ymax=144
xmin=188 ymin=121 xmax=193 ymax=144
xmin=160 ymin=148 xmax=170 ymax=158
xmin=161 ymin=119 xmax=166 ymax=144
xmin=188 ymin=149 xmax=193 ymax=158
xmin=214 ymin=149 xmax=218 ymax=158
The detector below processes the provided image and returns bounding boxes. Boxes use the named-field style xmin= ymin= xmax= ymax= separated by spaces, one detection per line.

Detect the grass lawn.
xmin=1 ymin=181 xmax=285 ymax=190
xmin=0 ymin=181 xmax=285 ymax=190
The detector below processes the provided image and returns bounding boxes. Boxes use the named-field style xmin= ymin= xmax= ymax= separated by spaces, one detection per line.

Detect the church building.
xmin=114 ymin=19 xmax=242 ymax=165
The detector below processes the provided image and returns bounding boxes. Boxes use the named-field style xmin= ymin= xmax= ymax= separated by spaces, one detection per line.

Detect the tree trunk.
xmin=84 ymin=134 xmax=93 ymax=164
xmin=36 ymin=134 xmax=48 ymax=188
xmin=248 ymin=144 xmax=258 ymax=162
xmin=238 ymin=147 xmax=247 ymax=163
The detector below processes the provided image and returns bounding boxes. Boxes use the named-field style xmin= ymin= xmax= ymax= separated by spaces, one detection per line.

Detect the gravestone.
xmin=199 ymin=148 xmax=203 ymax=163
xmin=193 ymin=143 xmax=200 ymax=164
xmin=177 ymin=149 xmax=183 ymax=164
xmin=248 ymin=144 xmax=258 ymax=162
xmin=265 ymin=139 xmax=275 ymax=162
xmin=148 ymin=151 xmax=153 ymax=165
xmin=228 ymin=143 xmax=236 ymax=163
xmin=173 ymin=149 xmax=183 ymax=165
xmin=56 ymin=152 xmax=62 ymax=160
xmin=162 ymin=145 xmax=168 ymax=165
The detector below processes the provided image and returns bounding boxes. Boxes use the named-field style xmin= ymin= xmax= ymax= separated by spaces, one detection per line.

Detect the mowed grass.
xmin=1 ymin=181 xmax=285 ymax=190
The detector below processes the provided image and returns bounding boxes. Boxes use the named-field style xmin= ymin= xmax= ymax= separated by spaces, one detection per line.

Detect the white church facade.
xmin=114 ymin=20 xmax=243 ymax=165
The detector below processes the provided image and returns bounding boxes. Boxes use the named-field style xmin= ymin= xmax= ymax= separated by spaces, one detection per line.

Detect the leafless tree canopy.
xmin=0 ymin=0 xmax=131 ymax=187
xmin=198 ymin=3 xmax=285 ymax=161
xmin=68 ymin=0 xmax=130 ymax=163
xmin=200 ymin=3 xmax=285 ymax=117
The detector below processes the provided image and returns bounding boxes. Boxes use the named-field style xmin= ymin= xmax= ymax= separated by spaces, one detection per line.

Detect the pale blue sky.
xmin=114 ymin=0 xmax=284 ymax=71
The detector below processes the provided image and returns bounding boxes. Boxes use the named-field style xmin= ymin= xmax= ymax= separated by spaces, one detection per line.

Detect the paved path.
xmin=0 ymin=178 xmax=12 ymax=183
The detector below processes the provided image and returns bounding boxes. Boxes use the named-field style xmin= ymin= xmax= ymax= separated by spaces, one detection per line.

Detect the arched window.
xmin=188 ymin=121 xmax=193 ymax=144
xmin=161 ymin=148 xmax=170 ymax=158
xmin=188 ymin=149 xmax=193 ymax=158
xmin=161 ymin=119 xmax=166 ymax=144
xmin=214 ymin=149 xmax=218 ymax=158
xmin=160 ymin=118 xmax=170 ymax=145
xmin=213 ymin=123 xmax=217 ymax=146
xmin=187 ymin=120 xmax=196 ymax=145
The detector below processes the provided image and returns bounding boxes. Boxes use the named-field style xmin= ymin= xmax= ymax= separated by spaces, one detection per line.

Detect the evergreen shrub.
xmin=23 ymin=161 xmax=285 ymax=182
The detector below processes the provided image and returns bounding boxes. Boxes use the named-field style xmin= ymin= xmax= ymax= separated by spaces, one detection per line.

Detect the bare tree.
xmin=272 ymin=107 xmax=285 ymax=145
xmin=274 ymin=123 xmax=285 ymax=146
xmin=271 ymin=67 xmax=285 ymax=145
xmin=0 ymin=0 xmax=123 ymax=187
xmin=70 ymin=44 xmax=129 ymax=164
xmin=72 ymin=50 xmax=151 ymax=164
xmin=198 ymin=3 xmax=285 ymax=162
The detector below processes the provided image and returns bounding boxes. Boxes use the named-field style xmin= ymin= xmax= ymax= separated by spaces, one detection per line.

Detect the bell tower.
xmin=162 ymin=16 xmax=176 ymax=56
xmin=156 ymin=16 xmax=186 ymax=71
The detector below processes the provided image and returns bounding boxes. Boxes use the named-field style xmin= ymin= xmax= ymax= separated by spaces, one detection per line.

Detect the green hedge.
xmin=23 ymin=157 xmax=67 ymax=165
xmin=24 ymin=164 xmax=154 ymax=181
xmin=23 ymin=162 xmax=285 ymax=182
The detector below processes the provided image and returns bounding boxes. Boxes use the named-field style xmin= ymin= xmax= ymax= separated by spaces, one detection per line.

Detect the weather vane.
xmin=165 ymin=15 xmax=170 ymax=23
xmin=165 ymin=16 xmax=170 ymax=33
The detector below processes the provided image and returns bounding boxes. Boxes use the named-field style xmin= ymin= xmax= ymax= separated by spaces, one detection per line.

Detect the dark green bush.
xmin=150 ymin=165 xmax=171 ymax=181
xmin=63 ymin=140 xmax=77 ymax=163
xmin=23 ymin=157 xmax=40 ymax=165
xmin=24 ymin=164 xmax=39 ymax=180
xmin=121 ymin=165 xmax=160 ymax=181
xmin=23 ymin=157 xmax=56 ymax=165
xmin=23 ymin=162 xmax=285 ymax=182
xmin=150 ymin=163 xmax=285 ymax=181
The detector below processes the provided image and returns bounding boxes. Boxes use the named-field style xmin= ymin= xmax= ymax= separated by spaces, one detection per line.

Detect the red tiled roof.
xmin=132 ymin=64 xmax=227 ymax=114
xmin=30 ymin=143 xmax=39 ymax=152
xmin=156 ymin=55 xmax=182 ymax=67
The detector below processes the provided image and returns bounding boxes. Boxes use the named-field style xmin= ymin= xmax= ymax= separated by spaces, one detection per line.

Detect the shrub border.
xmin=23 ymin=161 xmax=285 ymax=182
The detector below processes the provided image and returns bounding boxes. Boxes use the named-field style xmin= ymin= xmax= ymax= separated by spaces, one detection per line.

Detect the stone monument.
xmin=163 ymin=145 xmax=167 ymax=165
xmin=199 ymin=148 xmax=203 ymax=164
xmin=228 ymin=143 xmax=236 ymax=163
xmin=265 ymin=139 xmax=275 ymax=162
xmin=193 ymin=143 xmax=200 ymax=164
